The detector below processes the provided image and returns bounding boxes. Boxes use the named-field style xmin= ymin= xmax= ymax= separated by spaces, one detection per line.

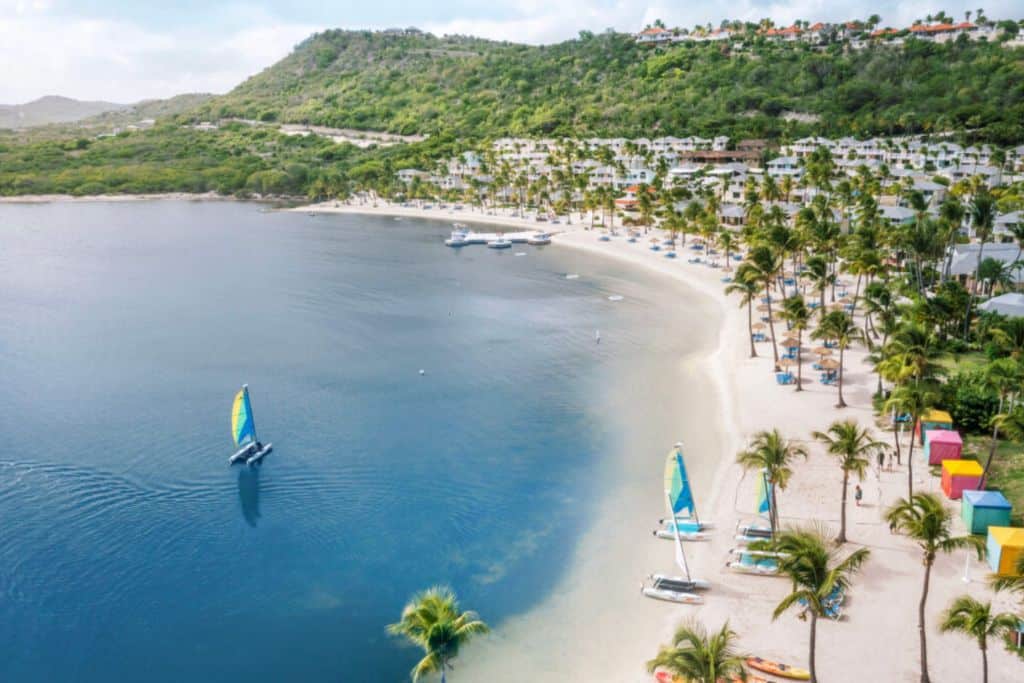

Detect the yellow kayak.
xmin=746 ymin=657 xmax=811 ymax=680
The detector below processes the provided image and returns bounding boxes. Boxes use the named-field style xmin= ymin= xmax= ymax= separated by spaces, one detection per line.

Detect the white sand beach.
xmin=296 ymin=200 xmax=1021 ymax=682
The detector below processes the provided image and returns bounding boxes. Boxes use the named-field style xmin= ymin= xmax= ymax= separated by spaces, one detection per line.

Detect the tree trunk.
xmin=838 ymin=470 xmax=849 ymax=544
xmin=979 ymin=423 xmax=1000 ymax=490
xmin=918 ymin=559 xmax=933 ymax=683
xmin=892 ymin=420 xmax=902 ymax=465
xmin=747 ymin=301 xmax=757 ymax=358
xmin=809 ymin=611 xmax=818 ymax=683
xmin=795 ymin=329 xmax=803 ymax=392
xmin=766 ymin=286 xmax=780 ymax=370
xmin=981 ymin=644 xmax=988 ymax=683
xmin=836 ymin=346 xmax=847 ymax=408
xmin=907 ymin=432 xmax=916 ymax=499
xmin=769 ymin=482 xmax=779 ymax=534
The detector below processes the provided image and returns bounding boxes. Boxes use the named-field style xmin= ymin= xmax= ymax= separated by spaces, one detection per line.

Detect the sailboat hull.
xmin=641 ymin=586 xmax=703 ymax=605
xmin=653 ymin=529 xmax=709 ymax=542
xmin=659 ymin=517 xmax=715 ymax=530
xmin=650 ymin=573 xmax=711 ymax=591
xmin=245 ymin=443 xmax=273 ymax=466
xmin=229 ymin=443 xmax=257 ymax=464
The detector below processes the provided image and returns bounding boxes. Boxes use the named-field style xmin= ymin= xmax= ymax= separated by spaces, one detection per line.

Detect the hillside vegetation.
xmin=196 ymin=29 xmax=1024 ymax=143
xmin=2 ymin=28 xmax=1023 ymax=198
xmin=0 ymin=96 xmax=126 ymax=129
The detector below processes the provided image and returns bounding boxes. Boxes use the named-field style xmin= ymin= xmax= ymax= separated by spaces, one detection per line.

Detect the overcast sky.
xmin=1 ymin=1 xmax=1017 ymax=103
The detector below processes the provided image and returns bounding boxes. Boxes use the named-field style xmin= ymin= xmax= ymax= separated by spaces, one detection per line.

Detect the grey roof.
xmin=979 ymin=293 xmax=1024 ymax=317
xmin=948 ymin=243 xmax=1024 ymax=280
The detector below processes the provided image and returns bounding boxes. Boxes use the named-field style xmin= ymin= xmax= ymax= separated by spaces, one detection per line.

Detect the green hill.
xmin=0 ymin=95 xmax=127 ymax=129
xmin=193 ymin=28 xmax=1024 ymax=143
xmin=2 ymin=27 xmax=1023 ymax=199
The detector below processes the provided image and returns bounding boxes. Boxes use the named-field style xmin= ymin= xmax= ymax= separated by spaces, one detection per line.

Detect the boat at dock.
xmin=527 ymin=232 xmax=551 ymax=245
xmin=228 ymin=385 xmax=272 ymax=466
xmin=487 ymin=237 xmax=512 ymax=249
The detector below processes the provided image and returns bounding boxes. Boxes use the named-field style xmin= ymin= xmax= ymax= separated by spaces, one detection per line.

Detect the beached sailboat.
xmin=228 ymin=385 xmax=272 ymax=466
xmin=725 ymin=547 xmax=786 ymax=576
xmin=642 ymin=445 xmax=710 ymax=603
xmin=735 ymin=470 xmax=774 ymax=543
xmin=654 ymin=444 xmax=713 ymax=540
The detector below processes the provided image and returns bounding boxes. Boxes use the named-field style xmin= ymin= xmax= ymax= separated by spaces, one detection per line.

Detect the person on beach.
xmin=877 ymin=450 xmax=885 ymax=471
xmin=854 ymin=484 xmax=863 ymax=507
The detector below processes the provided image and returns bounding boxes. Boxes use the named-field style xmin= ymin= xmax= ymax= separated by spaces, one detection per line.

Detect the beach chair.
xmin=808 ymin=301 xmax=820 ymax=310
xmin=776 ymin=372 xmax=794 ymax=385
xmin=812 ymin=362 xmax=823 ymax=371
xmin=721 ymin=276 xmax=733 ymax=283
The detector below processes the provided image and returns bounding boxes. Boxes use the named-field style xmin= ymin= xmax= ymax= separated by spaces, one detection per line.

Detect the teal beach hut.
xmin=962 ymin=490 xmax=1011 ymax=535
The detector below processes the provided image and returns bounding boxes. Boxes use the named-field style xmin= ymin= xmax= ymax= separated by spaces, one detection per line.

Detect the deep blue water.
xmin=0 ymin=202 xmax=699 ymax=682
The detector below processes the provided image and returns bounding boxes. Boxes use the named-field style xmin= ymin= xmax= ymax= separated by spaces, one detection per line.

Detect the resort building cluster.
xmin=395 ymin=135 xmax=1022 ymax=256
xmin=635 ymin=17 xmax=1022 ymax=49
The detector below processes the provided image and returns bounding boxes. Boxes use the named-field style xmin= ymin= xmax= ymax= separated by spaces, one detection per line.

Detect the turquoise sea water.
xmin=0 ymin=202 xmax=707 ymax=681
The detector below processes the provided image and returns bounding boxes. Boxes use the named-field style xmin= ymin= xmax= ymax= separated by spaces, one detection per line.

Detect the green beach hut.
xmin=961 ymin=490 xmax=1012 ymax=535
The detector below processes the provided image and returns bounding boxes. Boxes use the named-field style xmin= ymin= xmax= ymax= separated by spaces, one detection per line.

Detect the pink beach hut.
xmin=924 ymin=429 xmax=963 ymax=466
xmin=941 ymin=460 xmax=983 ymax=500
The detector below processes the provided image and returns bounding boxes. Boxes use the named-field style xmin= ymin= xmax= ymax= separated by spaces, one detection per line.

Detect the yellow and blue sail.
xmin=231 ymin=386 xmax=257 ymax=446
xmin=664 ymin=448 xmax=695 ymax=518
xmin=756 ymin=470 xmax=773 ymax=516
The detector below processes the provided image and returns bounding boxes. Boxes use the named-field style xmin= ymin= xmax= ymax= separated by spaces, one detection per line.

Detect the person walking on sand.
xmin=854 ymin=484 xmax=863 ymax=507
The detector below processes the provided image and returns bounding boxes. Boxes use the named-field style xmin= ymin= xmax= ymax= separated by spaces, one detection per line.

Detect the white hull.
xmin=650 ymin=574 xmax=711 ymax=591
xmin=727 ymin=561 xmax=782 ymax=576
xmin=653 ymin=529 xmax=709 ymax=542
xmin=246 ymin=443 xmax=272 ymax=465
xmin=659 ymin=517 xmax=715 ymax=530
xmin=230 ymin=442 xmax=272 ymax=466
xmin=641 ymin=586 xmax=703 ymax=605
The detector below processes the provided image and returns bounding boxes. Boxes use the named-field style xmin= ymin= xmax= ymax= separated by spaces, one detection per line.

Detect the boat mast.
xmin=665 ymin=489 xmax=692 ymax=583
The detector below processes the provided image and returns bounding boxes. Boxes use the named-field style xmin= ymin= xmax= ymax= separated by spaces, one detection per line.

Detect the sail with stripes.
xmin=232 ymin=385 xmax=257 ymax=447
xmin=756 ymin=470 xmax=772 ymax=516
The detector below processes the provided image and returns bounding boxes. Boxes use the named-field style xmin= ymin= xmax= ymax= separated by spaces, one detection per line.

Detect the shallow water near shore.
xmin=0 ymin=201 xmax=721 ymax=682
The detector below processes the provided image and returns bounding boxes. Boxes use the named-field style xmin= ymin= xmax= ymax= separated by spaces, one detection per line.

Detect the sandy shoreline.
xmin=297 ymin=201 xmax=1020 ymax=682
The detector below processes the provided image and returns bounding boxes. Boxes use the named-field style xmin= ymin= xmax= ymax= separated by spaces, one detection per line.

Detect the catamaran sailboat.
xmin=735 ymin=470 xmax=775 ymax=543
xmin=654 ymin=444 xmax=713 ymax=540
xmin=642 ymin=444 xmax=710 ymax=604
xmin=228 ymin=385 xmax=272 ymax=466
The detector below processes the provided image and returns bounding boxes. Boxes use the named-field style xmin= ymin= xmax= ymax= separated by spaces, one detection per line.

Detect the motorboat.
xmin=487 ymin=237 xmax=512 ymax=249
xmin=445 ymin=230 xmax=469 ymax=247
xmin=527 ymin=232 xmax=552 ymax=245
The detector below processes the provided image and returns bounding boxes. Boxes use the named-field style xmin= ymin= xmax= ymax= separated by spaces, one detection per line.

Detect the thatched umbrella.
xmin=752 ymin=322 xmax=767 ymax=331
xmin=813 ymin=346 xmax=833 ymax=356
xmin=819 ymin=358 xmax=840 ymax=370
xmin=778 ymin=358 xmax=797 ymax=368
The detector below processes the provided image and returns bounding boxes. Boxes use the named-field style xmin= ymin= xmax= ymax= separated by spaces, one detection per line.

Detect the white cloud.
xmin=0 ymin=8 xmax=318 ymax=103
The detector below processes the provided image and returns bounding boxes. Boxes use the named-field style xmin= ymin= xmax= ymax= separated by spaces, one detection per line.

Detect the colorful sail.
xmin=231 ymin=386 xmax=257 ymax=446
xmin=756 ymin=470 xmax=772 ymax=516
xmin=664 ymin=447 xmax=696 ymax=518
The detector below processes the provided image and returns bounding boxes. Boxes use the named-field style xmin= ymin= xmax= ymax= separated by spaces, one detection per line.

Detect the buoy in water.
xmin=419 ymin=369 xmax=426 ymax=376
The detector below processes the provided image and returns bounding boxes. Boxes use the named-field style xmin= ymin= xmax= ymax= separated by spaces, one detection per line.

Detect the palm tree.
xmin=747 ymin=245 xmax=784 ymax=370
xmin=387 ymin=586 xmax=489 ymax=683
xmin=812 ymin=421 xmax=887 ymax=543
xmin=759 ymin=526 xmax=870 ymax=683
xmin=811 ymin=311 xmax=864 ymax=408
xmin=885 ymin=494 xmax=985 ymax=683
xmin=781 ymin=296 xmax=810 ymax=391
xmin=939 ymin=595 xmax=1019 ymax=683
xmin=736 ymin=429 xmax=808 ymax=534
xmin=646 ymin=620 xmax=748 ymax=683
xmin=964 ymin=189 xmax=997 ymax=338
xmin=978 ymin=359 xmax=1021 ymax=488
xmin=726 ymin=264 xmax=761 ymax=358
xmin=882 ymin=384 xmax=938 ymax=498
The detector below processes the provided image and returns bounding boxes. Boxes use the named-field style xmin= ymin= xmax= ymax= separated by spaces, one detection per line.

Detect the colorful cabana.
xmin=924 ymin=429 xmax=963 ymax=465
xmin=986 ymin=527 xmax=1024 ymax=576
xmin=961 ymin=490 xmax=1012 ymax=535
xmin=916 ymin=408 xmax=953 ymax=444
xmin=941 ymin=460 xmax=983 ymax=500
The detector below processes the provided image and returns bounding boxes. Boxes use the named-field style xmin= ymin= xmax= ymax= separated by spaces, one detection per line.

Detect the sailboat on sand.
xmin=654 ymin=443 xmax=713 ymax=540
xmin=228 ymin=384 xmax=272 ymax=466
xmin=642 ymin=444 xmax=711 ymax=604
